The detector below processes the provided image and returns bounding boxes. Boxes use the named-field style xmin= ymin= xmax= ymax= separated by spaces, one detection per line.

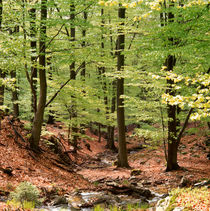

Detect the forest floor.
xmin=0 ymin=116 xmax=210 ymax=209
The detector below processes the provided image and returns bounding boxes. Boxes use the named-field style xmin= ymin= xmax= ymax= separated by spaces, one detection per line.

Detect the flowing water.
xmin=39 ymin=190 xmax=166 ymax=210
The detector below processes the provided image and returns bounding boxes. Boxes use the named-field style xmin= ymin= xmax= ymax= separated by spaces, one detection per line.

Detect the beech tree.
xmin=29 ymin=3 xmax=38 ymax=116
xmin=0 ymin=0 xmax=4 ymax=107
xmin=0 ymin=0 xmax=208 ymax=165
xmin=30 ymin=0 xmax=47 ymax=150
xmin=116 ymin=4 xmax=129 ymax=167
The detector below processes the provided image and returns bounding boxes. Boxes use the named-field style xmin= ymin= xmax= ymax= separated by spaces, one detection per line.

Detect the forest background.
xmin=0 ymin=0 xmax=209 ymax=171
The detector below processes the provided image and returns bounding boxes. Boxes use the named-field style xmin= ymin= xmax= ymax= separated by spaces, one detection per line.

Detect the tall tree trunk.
xmin=0 ymin=0 xmax=5 ymax=107
xmin=165 ymin=55 xmax=179 ymax=171
xmin=10 ymin=70 xmax=19 ymax=117
xmin=69 ymin=0 xmax=78 ymax=152
xmin=47 ymin=57 xmax=55 ymax=124
xmin=163 ymin=1 xmax=180 ymax=171
xmin=29 ymin=6 xmax=37 ymax=116
xmin=10 ymin=26 xmax=19 ymax=117
xmin=117 ymin=4 xmax=129 ymax=168
xmin=81 ymin=11 xmax=87 ymax=78
xmin=0 ymin=72 xmax=5 ymax=107
xmin=79 ymin=10 xmax=87 ymax=135
xmin=107 ymin=81 xmax=117 ymax=151
xmin=0 ymin=0 xmax=3 ymax=131
xmin=160 ymin=0 xmax=179 ymax=171
xmin=0 ymin=0 xmax=2 ymax=30
xmin=30 ymin=0 xmax=47 ymax=150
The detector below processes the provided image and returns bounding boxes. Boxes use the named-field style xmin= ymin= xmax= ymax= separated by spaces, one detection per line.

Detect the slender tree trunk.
xmin=117 ymin=4 xmax=129 ymax=168
xmin=98 ymin=9 xmax=107 ymax=144
xmin=30 ymin=0 xmax=47 ymax=150
xmin=98 ymin=123 xmax=101 ymax=143
xmin=70 ymin=1 xmax=75 ymax=80
xmin=0 ymin=71 xmax=5 ymax=106
xmin=69 ymin=0 xmax=78 ymax=152
xmin=81 ymin=11 xmax=87 ymax=78
xmin=29 ymin=6 xmax=37 ymax=116
xmin=47 ymin=57 xmax=55 ymax=124
xmin=9 ymin=26 xmax=19 ymax=117
xmin=0 ymin=0 xmax=5 ymax=107
xmin=107 ymin=81 xmax=117 ymax=151
xmin=0 ymin=0 xmax=2 ymax=30
xmin=10 ymin=70 xmax=19 ymax=117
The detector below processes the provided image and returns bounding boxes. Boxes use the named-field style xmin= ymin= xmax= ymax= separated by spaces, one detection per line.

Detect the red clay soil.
xmin=0 ymin=116 xmax=210 ymax=208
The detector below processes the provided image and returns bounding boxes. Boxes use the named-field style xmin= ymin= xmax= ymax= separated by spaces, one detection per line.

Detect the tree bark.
xmin=0 ymin=71 xmax=5 ymax=107
xmin=69 ymin=0 xmax=78 ymax=152
xmin=10 ymin=26 xmax=19 ymax=117
xmin=117 ymin=4 xmax=129 ymax=168
xmin=0 ymin=0 xmax=5 ymax=107
xmin=30 ymin=0 xmax=47 ymax=150
xmin=81 ymin=11 xmax=87 ymax=79
xmin=47 ymin=57 xmax=55 ymax=124
xmin=29 ymin=6 xmax=37 ymax=116
xmin=107 ymin=81 xmax=117 ymax=151
xmin=10 ymin=70 xmax=19 ymax=117
xmin=0 ymin=0 xmax=2 ymax=30
xmin=165 ymin=55 xmax=179 ymax=171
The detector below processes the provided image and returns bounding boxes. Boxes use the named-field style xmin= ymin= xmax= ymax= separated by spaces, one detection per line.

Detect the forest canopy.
xmin=0 ymin=0 xmax=209 ymax=169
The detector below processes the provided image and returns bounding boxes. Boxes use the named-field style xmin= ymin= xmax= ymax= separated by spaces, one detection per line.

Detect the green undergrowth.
xmin=166 ymin=187 xmax=210 ymax=211
xmin=94 ymin=202 xmax=150 ymax=211
xmin=7 ymin=181 xmax=42 ymax=210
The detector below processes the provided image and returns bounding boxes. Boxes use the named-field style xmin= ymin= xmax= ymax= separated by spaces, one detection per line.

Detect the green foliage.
xmin=7 ymin=199 xmax=35 ymax=210
xmin=23 ymin=122 xmax=32 ymax=131
xmin=1 ymin=0 xmax=209 ymax=150
xmin=185 ymin=124 xmax=210 ymax=137
xmin=134 ymin=124 xmax=165 ymax=147
xmin=8 ymin=181 xmax=41 ymax=207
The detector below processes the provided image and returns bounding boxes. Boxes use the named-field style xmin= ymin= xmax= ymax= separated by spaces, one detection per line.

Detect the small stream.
xmin=39 ymin=149 xmax=167 ymax=210
xmin=39 ymin=190 xmax=166 ymax=210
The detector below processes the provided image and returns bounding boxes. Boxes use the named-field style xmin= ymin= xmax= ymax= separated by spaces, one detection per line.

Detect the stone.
xmin=156 ymin=196 xmax=171 ymax=211
xmin=194 ymin=180 xmax=210 ymax=188
xmin=156 ymin=159 xmax=161 ymax=164
xmin=142 ymin=180 xmax=152 ymax=185
xmin=51 ymin=195 xmax=68 ymax=206
xmin=154 ymin=180 xmax=164 ymax=185
xmin=131 ymin=169 xmax=142 ymax=176
xmin=173 ymin=207 xmax=184 ymax=211
xmin=179 ymin=176 xmax=190 ymax=187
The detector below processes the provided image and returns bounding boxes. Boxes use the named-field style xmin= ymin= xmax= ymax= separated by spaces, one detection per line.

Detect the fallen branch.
xmin=7 ymin=117 xmax=26 ymax=143
xmin=51 ymin=161 xmax=74 ymax=173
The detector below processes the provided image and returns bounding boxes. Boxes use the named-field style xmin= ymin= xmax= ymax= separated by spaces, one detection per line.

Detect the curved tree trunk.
xmin=30 ymin=0 xmax=47 ymax=150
